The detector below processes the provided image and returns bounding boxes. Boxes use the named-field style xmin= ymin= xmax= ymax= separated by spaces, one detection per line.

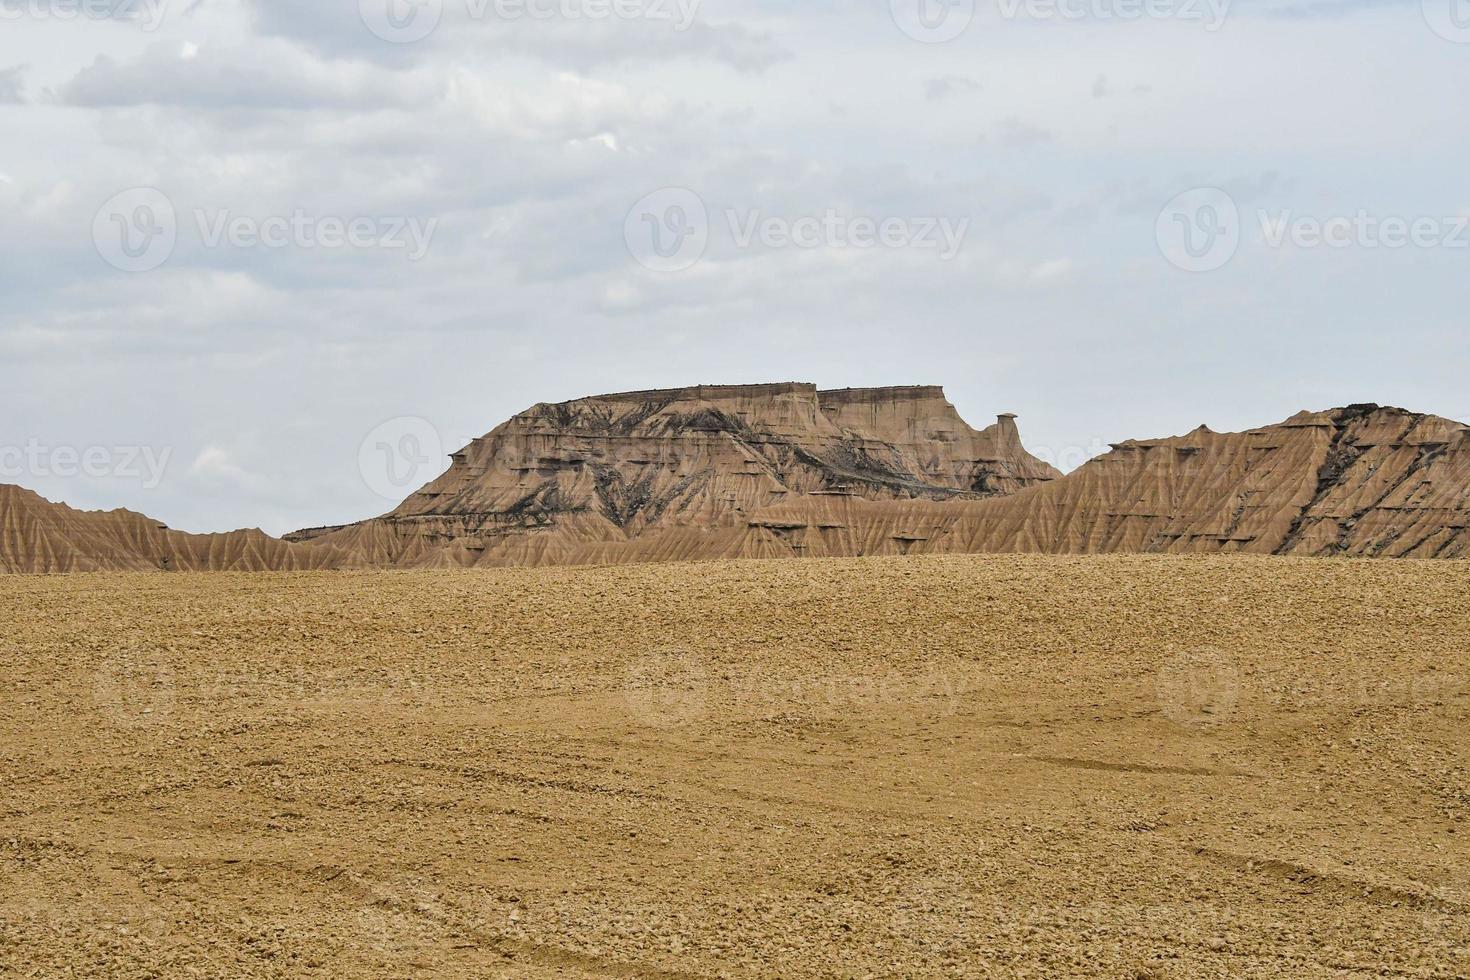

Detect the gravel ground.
xmin=1 ymin=554 xmax=1467 ymax=978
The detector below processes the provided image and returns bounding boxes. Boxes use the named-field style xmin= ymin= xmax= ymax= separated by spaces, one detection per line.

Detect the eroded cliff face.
xmin=0 ymin=485 xmax=346 ymax=574
xmin=750 ymin=404 xmax=1470 ymax=561
xmin=294 ymin=383 xmax=1060 ymax=567
xmin=4 ymin=396 xmax=1468 ymax=573
xmin=815 ymin=387 xmax=1050 ymax=496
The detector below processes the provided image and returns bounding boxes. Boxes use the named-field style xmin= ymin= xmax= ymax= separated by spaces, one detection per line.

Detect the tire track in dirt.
xmin=379 ymin=758 xmax=680 ymax=804
xmin=1035 ymin=756 xmax=1253 ymax=778
xmin=308 ymin=865 xmax=713 ymax=980
xmin=1191 ymin=846 xmax=1468 ymax=914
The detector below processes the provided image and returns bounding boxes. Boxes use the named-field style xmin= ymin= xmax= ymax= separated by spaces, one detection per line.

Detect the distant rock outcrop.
xmin=4 ymin=391 xmax=1470 ymax=573
xmin=1044 ymin=404 xmax=1470 ymax=557
xmin=289 ymin=383 xmax=1061 ymax=567
xmin=873 ymin=404 xmax=1470 ymax=559
xmin=0 ymin=484 xmax=346 ymax=574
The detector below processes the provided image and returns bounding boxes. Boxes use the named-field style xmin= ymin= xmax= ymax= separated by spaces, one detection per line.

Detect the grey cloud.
xmin=985 ymin=118 xmax=1053 ymax=148
xmin=246 ymin=0 xmax=789 ymax=72
xmin=0 ymin=64 xmax=26 ymax=102
xmin=58 ymin=43 xmax=434 ymax=109
xmin=924 ymin=75 xmax=981 ymax=102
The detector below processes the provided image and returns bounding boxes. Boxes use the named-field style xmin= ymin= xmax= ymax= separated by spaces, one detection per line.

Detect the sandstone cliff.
xmin=736 ymin=404 xmax=1470 ymax=560
xmin=290 ymin=383 xmax=1060 ymax=567
xmin=950 ymin=404 xmax=1470 ymax=558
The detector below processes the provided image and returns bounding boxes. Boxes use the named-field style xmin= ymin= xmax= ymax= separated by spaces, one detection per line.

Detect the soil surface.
xmin=1 ymin=554 xmax=1467 ymax=977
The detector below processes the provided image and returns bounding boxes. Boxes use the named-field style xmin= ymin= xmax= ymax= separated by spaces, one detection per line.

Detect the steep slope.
xmin=292 ymin=383 xmax=1059 ymax=567
xmin=0 ymin=485 xmax=348 ymax=574
xmin=941 ymin=403 xmax=1470 ymax=558
xmin=719 ymin=404 xmax=1470 ymax=561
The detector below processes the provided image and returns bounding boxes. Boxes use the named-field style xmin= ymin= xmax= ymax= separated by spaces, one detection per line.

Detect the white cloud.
xmin=1029 ymin=257 xmax=1074 ymax=283
xmin=190 ymin=445 xmax=251 ymax=483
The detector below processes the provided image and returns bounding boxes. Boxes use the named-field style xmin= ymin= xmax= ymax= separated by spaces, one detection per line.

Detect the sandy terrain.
xmin=1 ymin=554 xmax=1467 ymax=977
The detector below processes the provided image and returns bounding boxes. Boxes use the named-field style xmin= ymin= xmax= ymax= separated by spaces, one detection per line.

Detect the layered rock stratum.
xmin=290 ymin=383 xmax=1061 ymax=567
xmin=4 ymin=387 xmax=1469 ymax=573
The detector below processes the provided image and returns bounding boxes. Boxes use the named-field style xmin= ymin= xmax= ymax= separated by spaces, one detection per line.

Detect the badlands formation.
xmin=3 ymin=384 xmax=1470 ymax=572
xmin=0 ymin=483 xmax=343 ymax=575
xmin=289 ymin=383 xmax=1062 ymax=568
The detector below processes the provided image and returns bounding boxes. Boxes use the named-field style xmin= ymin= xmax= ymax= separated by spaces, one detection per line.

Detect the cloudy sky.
xmin=2 ymin=0 xmax=1468 ymax=535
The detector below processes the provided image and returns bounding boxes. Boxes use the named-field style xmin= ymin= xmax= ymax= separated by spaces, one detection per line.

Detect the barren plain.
xmin=2 ymin=554 xmax=1467 ymax=977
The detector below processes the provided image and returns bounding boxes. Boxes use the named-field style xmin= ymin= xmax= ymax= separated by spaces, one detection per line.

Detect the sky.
xmin=2 ymin=0 xmax=1468 ymax=535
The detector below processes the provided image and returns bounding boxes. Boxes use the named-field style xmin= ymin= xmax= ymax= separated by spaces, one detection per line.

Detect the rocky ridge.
xmin=3 ymin=389 xmax=1469 ymax=572
xmin=0 ymin=484 xmax=345 ymax=574
xmin=289 ymin=383 xmax=1059 ymax=567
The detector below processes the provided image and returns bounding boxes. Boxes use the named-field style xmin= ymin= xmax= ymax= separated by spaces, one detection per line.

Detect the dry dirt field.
xmin=1 ymin=554 xmax=1467 ymax=978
